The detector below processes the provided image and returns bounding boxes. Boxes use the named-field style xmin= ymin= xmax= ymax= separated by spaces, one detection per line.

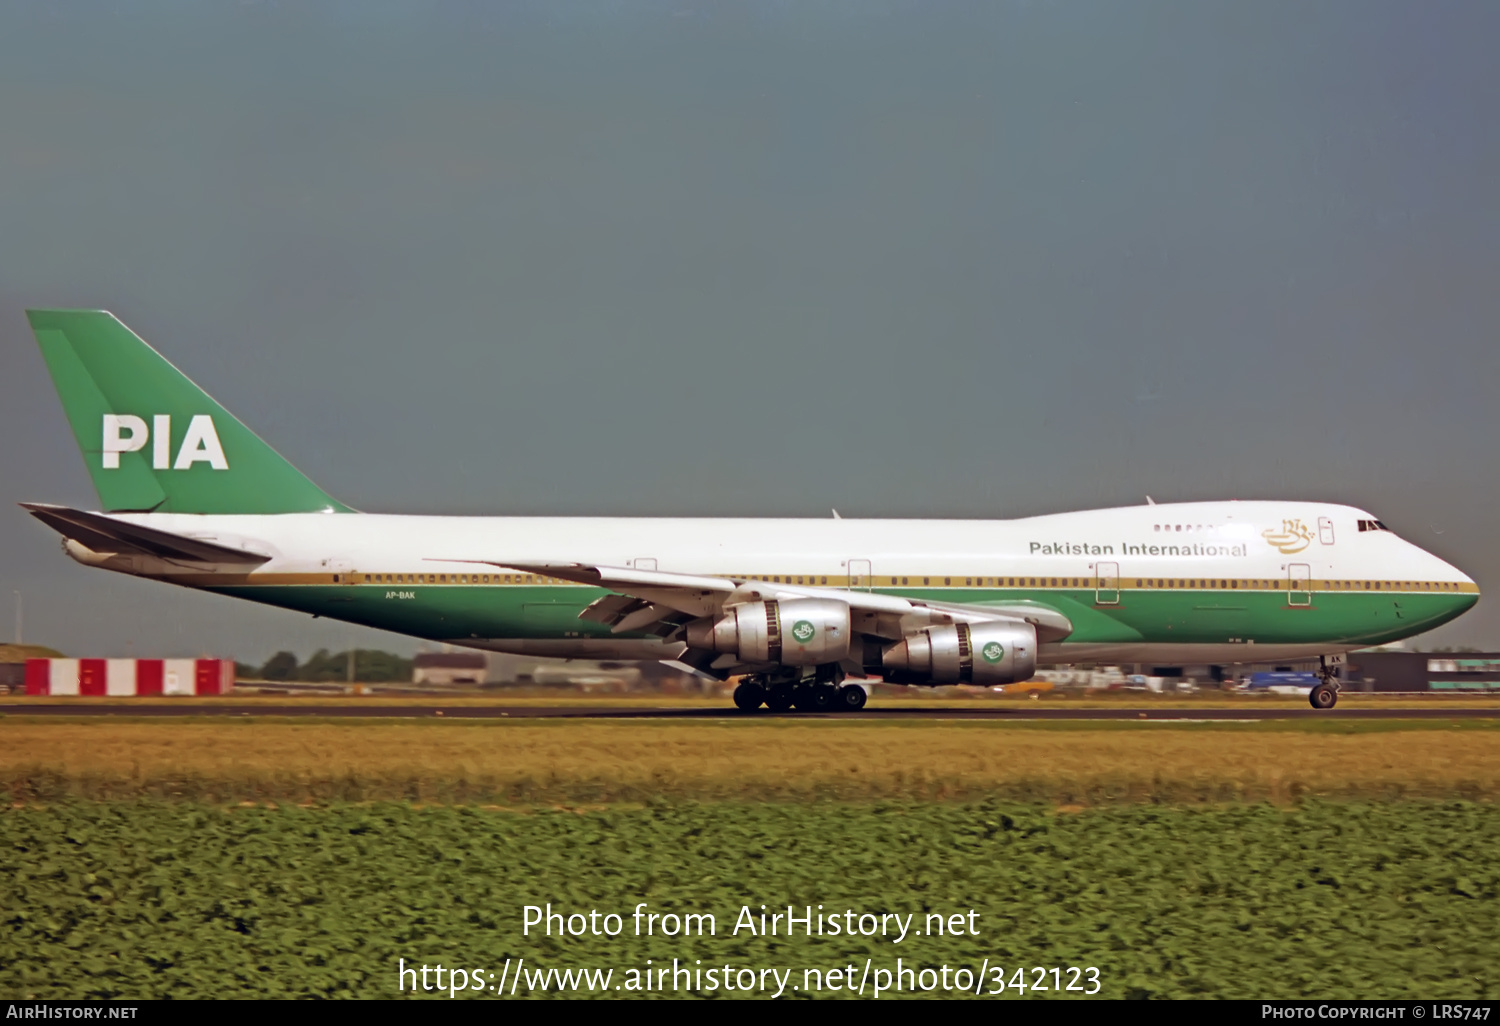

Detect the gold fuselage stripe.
xmin=159 ymin=570 xmax=1479 ymax=595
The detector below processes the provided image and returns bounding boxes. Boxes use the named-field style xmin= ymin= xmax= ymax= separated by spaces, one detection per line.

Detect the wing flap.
xmin=579 ymin=593 xmax=648 ymax=626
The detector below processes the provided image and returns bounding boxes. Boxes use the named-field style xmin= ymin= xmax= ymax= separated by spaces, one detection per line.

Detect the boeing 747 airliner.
xmin=22 ymin=311 xmax=1479 ymax=711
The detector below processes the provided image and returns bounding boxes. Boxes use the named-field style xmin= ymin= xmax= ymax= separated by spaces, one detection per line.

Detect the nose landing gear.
xmin=1309 ymin=683 xmax=1338 ymax=709
xmin=1309 ymin=656 xmax=1342 ymax=710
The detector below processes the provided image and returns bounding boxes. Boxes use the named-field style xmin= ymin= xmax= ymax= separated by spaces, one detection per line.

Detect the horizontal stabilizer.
xmin=21 ymin=503 xmax=271 ymax=565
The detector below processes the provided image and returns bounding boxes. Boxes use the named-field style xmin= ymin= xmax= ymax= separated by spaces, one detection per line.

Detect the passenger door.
xmin=1093 ymin=561 xmax=1120 ymax=605
xmin=1287 ymin=563 xmax=1311 ymax=607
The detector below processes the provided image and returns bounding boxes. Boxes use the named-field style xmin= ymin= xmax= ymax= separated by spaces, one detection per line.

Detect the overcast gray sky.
xmin=2 ymin=1 xmax=1497 ymax=662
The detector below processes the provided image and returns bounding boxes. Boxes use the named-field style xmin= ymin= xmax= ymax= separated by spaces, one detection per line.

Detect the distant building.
xmin=485 ymin=652 xmax=645 ymax=689
xmin=411 ymin=652 xmax=487 ymax=685
xmin=1348 ymin=651 xmax=1500 ymax=692
xmin=406 ymin=650 xmax=710 ymax=692
xmin=0 ymin=663 xmax=24 ymax=692
xmin=2 ymin=644 xmax=63 ymax=691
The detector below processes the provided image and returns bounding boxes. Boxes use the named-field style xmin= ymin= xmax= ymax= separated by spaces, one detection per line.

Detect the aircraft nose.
xmin=1415 ymin=542 xmax=1479 ymax=601
xmin=1445 ymin=560 xmax=1479 ymax=602
xmin=1448 ymin=556 xmax=1479 ymax=592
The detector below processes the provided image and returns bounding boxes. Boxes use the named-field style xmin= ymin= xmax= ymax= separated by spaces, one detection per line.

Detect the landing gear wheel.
xmin=1309 ymin=683 xmax=1338 ymax=710
xmin=765 ymin=682 xmax=796 ymax=712
xmin=733 ymin=680 xmax=766 ymax=712
xmin=793 ymin=684 xmax=838 ymax=712
xmin=836 ymin=684 xmax=868 ymax=711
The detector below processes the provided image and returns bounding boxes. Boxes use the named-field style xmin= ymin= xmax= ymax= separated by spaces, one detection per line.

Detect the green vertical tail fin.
xmin=27 ymin=309 xmax=352 ymax=514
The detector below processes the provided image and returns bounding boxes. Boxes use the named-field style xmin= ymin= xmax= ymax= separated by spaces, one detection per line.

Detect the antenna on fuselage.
xmin=1146 ymin=496 xmax=1156 ymax=505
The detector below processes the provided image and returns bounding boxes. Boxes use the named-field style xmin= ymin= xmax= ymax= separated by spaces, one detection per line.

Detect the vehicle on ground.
xmin=1239 ymin=671 xmax=1320 ymax=696
xmin=21 ymin=311 xmax=1481 ymax=712
xmin=993 ymin=679 xmax=1055 ymax=698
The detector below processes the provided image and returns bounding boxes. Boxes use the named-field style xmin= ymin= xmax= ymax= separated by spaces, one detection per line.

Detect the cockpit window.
xmin=1357 ymin=519 xmax=1392 ymax=533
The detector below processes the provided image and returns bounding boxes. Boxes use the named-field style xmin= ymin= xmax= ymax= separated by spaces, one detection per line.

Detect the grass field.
xmin=3 ymin=799 xmax=1497 ymax=999
xmin=5 ymin=718 xmax=1500 ymax=804
xmin=5 ymin=715 xmax=1498 ymax=1000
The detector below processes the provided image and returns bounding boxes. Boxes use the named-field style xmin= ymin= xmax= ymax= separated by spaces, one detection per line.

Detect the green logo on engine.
xmin=981 ymin=641 xmax=1005 ymax=664
xmin=791 ymin=620 xmax=817 ymax=644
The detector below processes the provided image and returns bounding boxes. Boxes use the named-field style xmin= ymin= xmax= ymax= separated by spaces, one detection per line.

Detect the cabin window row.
xmin=352 ymin=574 xmax=1462 ymax=592
xmin=743 ymin=576 xmax=831 ymax=585
xmin=1133 ymin=579 xmax=1460 ymax=592
xmin=365 ymin=573 xmax=561 ymax=585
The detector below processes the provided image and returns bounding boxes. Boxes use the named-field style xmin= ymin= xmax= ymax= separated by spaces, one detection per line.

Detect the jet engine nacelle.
xmin=881 ymin=621 xmax=1037 ymax=686
xmin=684 ymin=598 xmax=851 ymax=665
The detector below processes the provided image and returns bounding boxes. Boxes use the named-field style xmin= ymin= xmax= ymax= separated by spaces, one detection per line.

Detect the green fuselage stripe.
xmin=202 ymin=582 xmax=1478 ymax=649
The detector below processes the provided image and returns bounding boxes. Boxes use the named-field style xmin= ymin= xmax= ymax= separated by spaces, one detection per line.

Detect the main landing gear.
xmin=732 ymin=666 xmax=868 ymax=714
xmin=1308 ymin=656 xmax=1341 ymax=710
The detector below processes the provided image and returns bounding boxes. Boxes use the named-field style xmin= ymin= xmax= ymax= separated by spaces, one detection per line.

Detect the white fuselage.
xmin=83 ymin=499 xmax=1477 ymax=669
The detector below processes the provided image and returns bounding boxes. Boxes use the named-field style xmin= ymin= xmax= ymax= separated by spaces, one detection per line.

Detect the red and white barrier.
xmin=24 ymin=658 xmax=235 ymax=696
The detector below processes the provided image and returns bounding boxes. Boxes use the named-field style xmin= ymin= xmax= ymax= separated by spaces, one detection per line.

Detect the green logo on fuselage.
xmin=791 ymin=620 xmax=816 ymax=644
xmin=981 ymin=641 xmax=1004 ymax=663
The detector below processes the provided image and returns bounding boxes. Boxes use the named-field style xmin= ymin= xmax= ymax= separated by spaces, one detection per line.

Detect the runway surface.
xmin=4 ymin=703 xmax=1499 ymax=721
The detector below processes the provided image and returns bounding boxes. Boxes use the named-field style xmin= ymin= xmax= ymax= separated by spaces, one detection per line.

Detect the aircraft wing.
xmin=460 ymin=560 xmax=1073 ymax=643
xmin=21 ymin=502 xmax=272 ymax=566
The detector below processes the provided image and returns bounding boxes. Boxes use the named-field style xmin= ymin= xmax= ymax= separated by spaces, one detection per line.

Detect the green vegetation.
xmin=2 ymin=800 xmax=1497 ymax=999
xmin=4 ymin=719 xmax=1497 ymax=999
